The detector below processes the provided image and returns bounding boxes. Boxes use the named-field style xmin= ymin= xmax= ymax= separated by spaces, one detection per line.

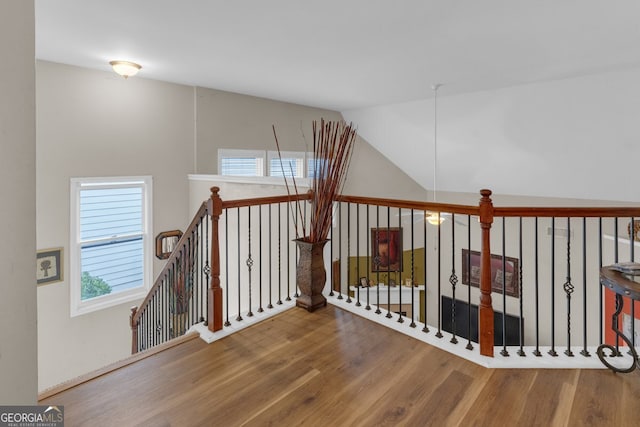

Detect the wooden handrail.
xmin=221 ymin=192 xmax=312 ymax=209
xmin=336 ymin=194 xmax=480 ymax=215
xmin=494 ymin=206 xmax=640 ymax=218
xmin=131 ymin=201 xmax=209 ymax=328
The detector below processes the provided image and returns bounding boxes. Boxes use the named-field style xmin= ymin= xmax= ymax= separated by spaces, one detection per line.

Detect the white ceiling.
xmin=35 ymin=0 xmax=640 ymax=112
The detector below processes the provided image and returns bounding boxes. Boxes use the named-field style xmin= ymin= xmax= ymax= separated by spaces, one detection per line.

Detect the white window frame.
xmin=267 ymin=150 xmax=305 ymax=178
xmin=70 ymin=176 xmax=153 ymax=317
xmin=218 ymin=148 xmax=265 ymax=177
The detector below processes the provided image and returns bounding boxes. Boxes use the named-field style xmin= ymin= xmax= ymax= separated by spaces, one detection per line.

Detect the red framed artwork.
xmin=371 ymin=227 xmax=402 ymax=272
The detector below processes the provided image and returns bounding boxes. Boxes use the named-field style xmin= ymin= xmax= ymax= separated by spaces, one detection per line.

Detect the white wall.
xmin=0 ymin=0 xmax=37 ymax=404
xmin=36 ymin=61 xmax=194 ymax=391
xmin=343 ymin=67 xmax=640 ymax=203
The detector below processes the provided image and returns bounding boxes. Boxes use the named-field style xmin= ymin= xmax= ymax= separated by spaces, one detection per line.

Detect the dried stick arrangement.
xmin=273 ymin=119 xmax=357 ymax=242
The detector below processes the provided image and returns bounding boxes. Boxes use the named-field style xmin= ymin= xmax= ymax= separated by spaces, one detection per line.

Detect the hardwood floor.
xmin=40 ymin=305 xmax=640 ymax=426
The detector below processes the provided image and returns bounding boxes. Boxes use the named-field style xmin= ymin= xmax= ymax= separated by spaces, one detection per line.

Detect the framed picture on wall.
xmin=37 ymin=248 xmax=63 ymax=285
xmin=461 ymin=249 xmax=520 ymax=298
xmin=371 ymin=227 xmax=402 ymax=272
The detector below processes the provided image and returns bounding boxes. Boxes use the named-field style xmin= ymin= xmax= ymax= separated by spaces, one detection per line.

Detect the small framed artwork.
xmin=359 ymin=277 xmax=368 ymax=287
xmin=371 ymin=227 xmax=403 ymax=272
xmin=461 ymin=249 xmax=520 ymax=298
xmin=155 ymin=230 xmax=183 ymax=260
xmin=37 ymin=248 xmax=63 ymax=285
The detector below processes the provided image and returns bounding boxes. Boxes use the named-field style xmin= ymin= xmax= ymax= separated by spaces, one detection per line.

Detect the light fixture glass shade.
xmin=109 ymin=60 xmax=141 ymax=79
xmin=426 ymin=212 xmax=445 ymax=225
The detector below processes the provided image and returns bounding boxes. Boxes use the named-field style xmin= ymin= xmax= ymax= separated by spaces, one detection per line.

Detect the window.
xmin=218 ymin=149 xmax=265 ymax=177
xmin=268 ymin=151 xmax=305 ymax=178
xmin=218 ymin=149 xmax=317 ymax=178
xmin=70 ymin=176 xmax=152 ymax=316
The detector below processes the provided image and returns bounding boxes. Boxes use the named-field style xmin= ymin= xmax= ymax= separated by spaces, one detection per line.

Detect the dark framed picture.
xmin=155 ymin=230 xmax=183 ymax=260
xmin=37 ymin=248 xmax=63 ymax=285
xmin=371 ymin=227 xmax=402 ymax=272
xmin=461 ymin=249 xmax=519 ymax=298
xmin=359 ymin=277 xmax=368 ymax=287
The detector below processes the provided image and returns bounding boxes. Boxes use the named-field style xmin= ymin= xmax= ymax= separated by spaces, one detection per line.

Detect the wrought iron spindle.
xmin=365 ymin=205 xmax=371 ymax=311
xmin=581 ymin=217 xmax=590 ymax=357
xmin=598 ymin=217 xmax=603 ymax=344
xmin=236 ymin=208 xmax=243 ymax=322
xmin=374 ymin=205 xmax=381 ymax=315
xmin=436 ymin=212 xmax=443 ymax=338
xmin=224 ymin=210 xmax=231 ymax=327
xmin=410 ymin=209 xmax=416 ymax=328
xmin=564 ymin=217 xmax=574 ymax=357
xmin=258 ymin=206 xmax=264 ymax=313
xmin=204 ymin=212 xmax=210 ymax=326
xmin=398 ymin=207 xmax=404 ymax=324
xmin=533 ymin=217 xmax=541 ymax=356
xmin=330 ymin=203 xmax=334 ymax=298
xmin=466 ymin=215 xmax=472 ymax=349
xmin=347 ymin=202 xmax=352 ymax=304
xmin=386 ymin=205 xmax=392 ymax=318
xmin=549 ymin=217 xmax=558 ymax=357
xmin=247 ymin=206 xmax=254 ymax=317
xmin=631 ymin=216 xmax=636 ymax=352
xmin=500 ymin=218 xmax=509 ymax=357
xmin=337 ymin=201 xmax=343 ymax=300
xmin=517 ymin=217 xmax=525 ymax=357
xmin=268 ymin=204 xmax=273 ymax=309
xmin=286 ymin=203 xmax=291 ymax=302
xmin=449 ymin=213 xmax=458 ymax=343
xmin=356 ymin=203 xmax=361 ymax=307
xmin=423 ymin=211 xmax=429 ymax=333
xmin=277 ymin=203 xmax=282 ymax=306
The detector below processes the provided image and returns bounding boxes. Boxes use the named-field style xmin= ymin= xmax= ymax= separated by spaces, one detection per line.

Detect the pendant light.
xmin=427 ymin=83 xmax=445 ymax=226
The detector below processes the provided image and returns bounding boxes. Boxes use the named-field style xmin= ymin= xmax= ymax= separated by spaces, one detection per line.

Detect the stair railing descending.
xmin=130 ymin=200 xmax=212 ymax=354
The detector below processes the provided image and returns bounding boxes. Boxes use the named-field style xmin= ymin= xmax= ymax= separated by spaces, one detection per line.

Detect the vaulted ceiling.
xmin=35 ymin=1 xmax=640 ymax=112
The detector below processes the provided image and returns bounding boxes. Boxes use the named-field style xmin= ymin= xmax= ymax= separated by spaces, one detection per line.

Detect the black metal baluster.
xmin=598 ymin=217 xmax=603 ymax=344
xmin=224 ymin=210 xmax=231 ymax=327
xmin=277 ymin=203 xmax=283 ymax=306
xmin=614 ymin=217 xmax=620 ymax=353
xmin=564 ymin=218 xmax=574 ymax=357
xmin=375 ymin=205 xmax=381 ymax=314
xmin=337 ymin=202 xmax=343 ymax=300
xmin=236 ymin=208 xmax=243 ymax=322
xmin=365 ymin=205 xmax=371 ymax=311
xmin=631 ymin=216 xmax=636 ymax=353
xmin=268 ymin=204 xmax=273 ymax=309
xmin=518 ymin=217 xmax=525 ymax=357
xmin=449 ymin=213 xmax=457 ymax=343
xmin=410 ymin=209 xmax=416 ymax=328
xmin=286 ymin=204 xmax=291 ymax=302
xmin=436 ymin=213 xmax=443 ymax=338
xmin=258 ymin=206 xmax=264 ymax=313
xmin=386 ymin=205 xmax=392 ymax=318
xmin=204 ymin=212 xmax=210 ymax=326
xmin=246 ymin=206 xmax=254 ymax=317
xmin=356 ymin=203 xmax=361 ymax=307
xmin=398 ymin=207 xmax=404 ymax=324
xmin=293 ymin=202 xmax=299 ymax=299
xmin=347 ymin=202 xmax=353 ymax=304
xmin=330 ymin=202 xmax=334 ymax=298
xmin=423 ymin=211 xmax=429 ymax=333
xmin=549 ymin=217 xmax=558 ymax=357
xmin=501 ymin=218 xmax=509 ymax=357
xmin=533 ymin=217 xmax=541 ymax=356
xmin=466 ymin=215 xmax=472 ymax=349
xmin=581 ymin=217 xmax=590 ymax=357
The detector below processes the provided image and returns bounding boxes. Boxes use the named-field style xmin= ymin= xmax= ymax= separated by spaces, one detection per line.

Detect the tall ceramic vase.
xmin=295 ymin=238 xmax=329 ymax=312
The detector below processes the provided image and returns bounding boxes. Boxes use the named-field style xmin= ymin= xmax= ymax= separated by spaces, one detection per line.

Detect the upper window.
xmin=70 ymin=176 xmax=152 ymax=316
xmin=218 ymin=149 xmax=313 ymax=178
xmin=218 ymin=149 xmax=265 ymax=177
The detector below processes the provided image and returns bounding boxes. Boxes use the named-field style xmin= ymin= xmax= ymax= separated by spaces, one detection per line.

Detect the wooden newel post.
xmin=208 ymin=186 xmax=224 ymax=332
xmin=478 ymin=189 xmax=495 ymax=357
xmin=130 ymin=306 xmax=139 ymax=354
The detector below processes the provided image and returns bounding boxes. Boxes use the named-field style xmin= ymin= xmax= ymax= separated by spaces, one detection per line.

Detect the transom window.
xmin=70 ymin=176 xmax=152 ymax=316
xmin=218 ymin=149 xmax=314 ymax=178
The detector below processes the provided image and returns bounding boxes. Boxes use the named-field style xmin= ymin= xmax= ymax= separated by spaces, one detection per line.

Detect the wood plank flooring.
xmin=40 ymin=305 xmax=640 ymax=426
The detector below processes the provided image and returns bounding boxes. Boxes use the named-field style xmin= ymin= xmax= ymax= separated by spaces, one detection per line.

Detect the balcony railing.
xmin=134 ymin=186 xmax=640 ymax=369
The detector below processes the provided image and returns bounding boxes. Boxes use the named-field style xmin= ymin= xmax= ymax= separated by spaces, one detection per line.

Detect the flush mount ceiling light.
xmin=109 ymin=60 xmax=141 ymax=79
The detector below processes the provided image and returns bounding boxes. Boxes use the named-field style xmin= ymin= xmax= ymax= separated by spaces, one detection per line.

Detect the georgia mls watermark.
xmin=0 ymin=406 xmax=63 ymax=427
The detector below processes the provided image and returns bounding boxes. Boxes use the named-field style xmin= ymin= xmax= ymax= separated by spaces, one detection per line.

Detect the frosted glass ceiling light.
xmin=109 ymin=60 xmax=141 ymax=79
